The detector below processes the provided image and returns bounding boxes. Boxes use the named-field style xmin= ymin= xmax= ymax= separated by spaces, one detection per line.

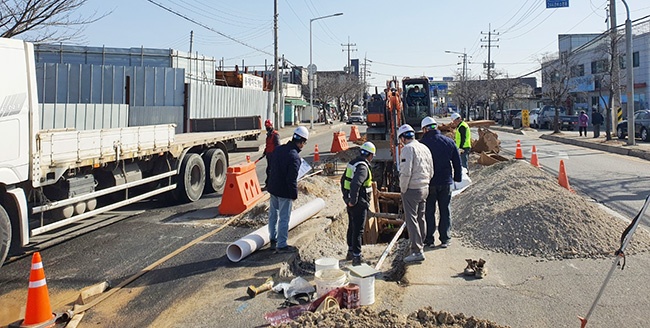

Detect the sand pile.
xmin=453 ymin=160 xmax=650 ymax=259
xmin=279 ymin=307 xmax=509 ymax=328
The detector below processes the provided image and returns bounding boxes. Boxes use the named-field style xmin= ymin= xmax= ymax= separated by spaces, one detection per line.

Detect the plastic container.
xmin=314 ymin=268 xmax=347 ymax=297
xmin=314 ymin=257 xmax=339 ymax=273
xmin=349 ymin=273 xmax=375 ymax=305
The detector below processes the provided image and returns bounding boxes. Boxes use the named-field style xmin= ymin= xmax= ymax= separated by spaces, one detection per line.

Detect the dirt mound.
xmin=279 ymin=307 xmax=510 ymax=328
xmin=453 ymin=160 xmax=650 ymax=259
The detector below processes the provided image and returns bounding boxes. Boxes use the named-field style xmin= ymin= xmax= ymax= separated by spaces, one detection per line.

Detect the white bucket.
xmin=315 ymin=268 xmax=347 ymax=297
xmin=349 ymin=273 xmax=375 ymax=305
xmin=314 ymin=257 xmax=339 ymax=273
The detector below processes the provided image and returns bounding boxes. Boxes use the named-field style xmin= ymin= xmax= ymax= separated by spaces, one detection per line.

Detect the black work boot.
xmin=352 ymin=255 xmax=362 ymax=266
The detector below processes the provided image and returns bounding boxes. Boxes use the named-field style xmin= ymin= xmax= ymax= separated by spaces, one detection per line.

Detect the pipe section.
xmin=227 ymin=198 xmax=326 ymax=262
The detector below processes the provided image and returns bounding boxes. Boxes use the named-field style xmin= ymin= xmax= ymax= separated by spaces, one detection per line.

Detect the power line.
xmin=144 ymin=0 xmax=274 ymax=57
xmin=367 ymin=59 xmax=457 ymax=69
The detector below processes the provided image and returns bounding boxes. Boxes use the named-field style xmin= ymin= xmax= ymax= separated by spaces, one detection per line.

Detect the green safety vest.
xmin=455 ymin=121 xmax=471 ymax=149
xmin=343 ymin=159 xmax=373 ymax=195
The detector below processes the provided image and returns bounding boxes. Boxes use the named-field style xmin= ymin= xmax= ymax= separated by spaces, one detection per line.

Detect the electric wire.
xmin=144 ymin=0 xmax=274 ymax=57
xmin=305 ymin=0 xmax=342 ymax=44
xmin=495 ymin=0 xmax=533 ymax=30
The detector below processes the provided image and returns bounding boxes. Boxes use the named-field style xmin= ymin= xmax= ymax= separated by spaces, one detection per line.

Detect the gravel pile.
xmin=279 ymin=307 xmax=509 ymax=328
xmin=453 ymin=160 xmax=650 ymax=259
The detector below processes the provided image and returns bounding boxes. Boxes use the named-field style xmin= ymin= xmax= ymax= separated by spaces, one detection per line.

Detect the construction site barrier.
xmin=219 ymin=162 xmax=264 ymax=215
xmin=330 ymin=131 xmax=349 ymax=153
xmin=349 ymin=126 xmax=361 ymax=142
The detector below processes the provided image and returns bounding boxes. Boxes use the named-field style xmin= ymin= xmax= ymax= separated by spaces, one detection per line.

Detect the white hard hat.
xmin=397 ymin=124 xmax=415 ymax=138
xmin=293 ymin=126 xmax=309 ymax=140
xmin=360 ymin=141 xmax=376 ymax=155
xmin=421 ymin=116 xmax=437 ymax=129
xmin=451 ymin=112 xmax=461 ymax=120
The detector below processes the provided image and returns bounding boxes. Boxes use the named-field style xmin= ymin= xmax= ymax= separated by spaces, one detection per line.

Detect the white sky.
xmin=73 ymin=0 xmax=650 ymax=88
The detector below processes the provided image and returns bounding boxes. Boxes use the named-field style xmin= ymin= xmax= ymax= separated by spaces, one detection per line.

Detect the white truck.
xmin=0 ymin=38 xmax=261 ymax=266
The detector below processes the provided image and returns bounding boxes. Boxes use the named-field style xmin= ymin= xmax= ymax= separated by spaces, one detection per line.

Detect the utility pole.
xmin=481 ymin=24 xmax=499 ymax=119
xmin=341 ymin=36 xmax=357 ymax=74
xmin=608 ymin=0 xmax=622 ymax=140
xmin=273 ymin=0 xmax=280 ymax=128
xmin=189 ymin=30 xmax=193 ymax=83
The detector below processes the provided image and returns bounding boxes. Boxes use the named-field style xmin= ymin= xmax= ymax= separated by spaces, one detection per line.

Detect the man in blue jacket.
xmin=419 ymin=117 xmax=462 ymax=248
xmin=267 ymin=126 xmax=309 ymax=253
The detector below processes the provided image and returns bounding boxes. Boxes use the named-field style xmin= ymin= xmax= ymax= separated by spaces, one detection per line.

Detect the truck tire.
xmin=177 ymin=153 xmax=206 ymax=203
xmin=617 ymin=127 xmax=626 ymax=139
xmin=203 ymin=148 xmax=227 ymax=194
xmin=641 ymin=127 xmax=649 ymax=142
xmin=0 ymin=205 xmax=11 ymax=267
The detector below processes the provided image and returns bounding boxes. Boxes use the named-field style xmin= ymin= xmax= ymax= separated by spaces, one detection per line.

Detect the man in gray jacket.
xmin=397 ymin=124 xmax=434 ymax=263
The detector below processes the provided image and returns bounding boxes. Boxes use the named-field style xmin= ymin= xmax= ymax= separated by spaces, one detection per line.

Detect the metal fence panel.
xmin=188 ymin=84 xmax=270 ymax=119
xmin=39 ymin=103 xmax=128 ymax=130
xmin=129 ymin=106 xmax=184 ymax=134
xmin=36 ymin=63 xmax=184 ymax=107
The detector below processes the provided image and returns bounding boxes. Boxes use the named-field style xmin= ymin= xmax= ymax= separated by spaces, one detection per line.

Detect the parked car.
xmin=347 ymin=111 xmax=365 ymax=124
xmin=503 ymin=109 xmax=522 ymax=125
xmin=617 ymin=109 xmax=650 ymax=142
xmin=537 ymin=105 xmax=578 ymax=130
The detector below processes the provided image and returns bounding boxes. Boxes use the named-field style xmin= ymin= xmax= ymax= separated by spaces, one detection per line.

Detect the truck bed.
xmin=38 ymin=125 xmax=260 ymax=171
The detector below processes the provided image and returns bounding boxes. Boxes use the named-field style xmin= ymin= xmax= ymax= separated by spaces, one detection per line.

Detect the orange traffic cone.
xmin=514 ymin=140 xmax=524 ymax=159
xmin=22 ymin=252 xmax=55 ymax=327
xmin=558 ymin=160 xmax=574 ymax=193
xmin=314 ymin=144 xmax=320 ymax=162
xmin=530 ymin=145 xmax=541 ymax=168
xmin=349 ymin=125 xmax=361 ymax=142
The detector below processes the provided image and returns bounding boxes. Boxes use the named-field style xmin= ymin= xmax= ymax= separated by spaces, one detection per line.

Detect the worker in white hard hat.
xmin=420 ymin=116 xmax=462 ymax=249
xmin=340 ymin=141 xmax=376 ymax=266
xmin=397 ymin=124 xmax=434 ymax=263
xmin=267 ymin=126 xmax=309 ymax=254
xmin=450 ymin=112 xmax=471 ymax=170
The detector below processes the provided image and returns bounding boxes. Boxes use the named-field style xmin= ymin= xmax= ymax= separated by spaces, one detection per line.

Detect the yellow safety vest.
xmin=343 ymin=159 xmax=373 ymax=195
xmin=455 ymin=121 xmax=471 ymax=149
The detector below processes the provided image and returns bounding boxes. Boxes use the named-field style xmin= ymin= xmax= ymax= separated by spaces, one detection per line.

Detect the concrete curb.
xmin=540 ymin=134 xmax=650 ymax=161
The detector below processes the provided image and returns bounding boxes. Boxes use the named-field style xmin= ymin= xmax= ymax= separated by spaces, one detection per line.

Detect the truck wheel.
xmin=0 ymin=205 xmax=11 ymax=266
xmin=203 ymin=148 xmax=227 ymax=194
xmin=177 ymin=153 xmax=206 ymax=203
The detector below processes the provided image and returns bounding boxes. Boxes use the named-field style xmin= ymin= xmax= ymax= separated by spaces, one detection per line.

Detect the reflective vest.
xmin=343 ymin=159 xmax=373 ymax=195
xmin=455 ymin=121 xmax=471 ymax=149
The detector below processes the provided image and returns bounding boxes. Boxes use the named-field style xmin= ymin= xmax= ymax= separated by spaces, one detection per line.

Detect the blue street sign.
xmin=546 ymin=0 xmax=568 ymax=8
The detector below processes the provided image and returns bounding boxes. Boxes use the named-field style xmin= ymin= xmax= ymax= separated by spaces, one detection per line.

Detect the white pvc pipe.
xmin=227 ymin=198 xmax=326 ymax=262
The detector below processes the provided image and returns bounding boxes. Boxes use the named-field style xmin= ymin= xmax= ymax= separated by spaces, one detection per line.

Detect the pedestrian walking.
xmin=451 ymin=112 xmax=471 ymax=170
xmin=340 ymin=142 xmax=376 ymax=266
xmin=267 ymin=126 xmax=309 ymax=253
xmin=260 ymin=119 xmax=280 ymax=189
xmin=419 ymin=117 xmax=462 ymax=249
xmin=591 ymin=108 xmax=604 ymax=138
xmin=578 ymin=110 xmax=589 ymax=137
xmin=397 ymin=124 xmax=434 ymax=263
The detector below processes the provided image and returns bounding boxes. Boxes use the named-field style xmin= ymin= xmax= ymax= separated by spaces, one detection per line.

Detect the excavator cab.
xmin=402 ymin=78 xmax=433 ymax=132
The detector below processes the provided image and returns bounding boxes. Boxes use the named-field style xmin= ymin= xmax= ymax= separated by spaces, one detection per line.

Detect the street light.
xmin=310 ymin=12 xmax=343 ymax=129
xmin=622 ymin=0 xmax=635 ymax=145
xmin=445 ymin=49 xmax=469 ymax=118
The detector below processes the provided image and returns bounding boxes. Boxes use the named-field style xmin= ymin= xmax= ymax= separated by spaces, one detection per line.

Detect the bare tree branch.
xmin=1 ymin=0 xmax=108 ymax=43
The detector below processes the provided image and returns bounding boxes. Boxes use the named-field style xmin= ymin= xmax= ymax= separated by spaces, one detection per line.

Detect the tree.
xmin=450 ymin=73 xmax=485 ymax=119
xmin=592 ymin=30 xmax=625 ymax=140
xmin=490 ymin=71 xmax=524 ymax=126
xmin=540 ymin=53 xmax=576 ymax=133
xmin=0 ymin=0 xmax=104 ymax=42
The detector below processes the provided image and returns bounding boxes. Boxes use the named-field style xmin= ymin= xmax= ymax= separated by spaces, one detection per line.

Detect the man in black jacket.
xmin=267 ymin=126 xmax=309 ymax=253
xmin=340 ymin=142 xmax=376 ymax=265
xmin=420 ymin=117 xmax=462 ymax=248
xmin=591 ymin=107 xmax=604 ymax=138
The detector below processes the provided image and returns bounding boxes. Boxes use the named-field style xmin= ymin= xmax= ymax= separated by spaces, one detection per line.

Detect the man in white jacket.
xmin=397 ymin=124 xmax=434 ymax=263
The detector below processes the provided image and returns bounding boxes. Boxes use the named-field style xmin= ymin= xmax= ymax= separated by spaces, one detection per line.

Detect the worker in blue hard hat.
xmin=341 ymin=141 xmax=376 ymax=266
